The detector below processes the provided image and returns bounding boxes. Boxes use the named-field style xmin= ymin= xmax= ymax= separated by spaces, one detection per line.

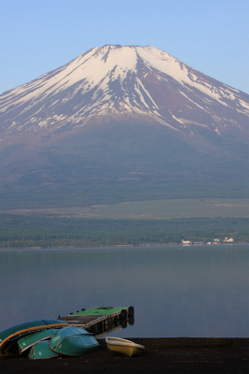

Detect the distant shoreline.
xmin=1 ymin=242 xmax=248 ymax=251
xmin=1 ymin=215 xmax=248 ymax=250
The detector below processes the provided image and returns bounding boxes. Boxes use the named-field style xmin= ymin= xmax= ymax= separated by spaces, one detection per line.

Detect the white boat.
xmin=105 ymin=336 xmax=145 ymax=357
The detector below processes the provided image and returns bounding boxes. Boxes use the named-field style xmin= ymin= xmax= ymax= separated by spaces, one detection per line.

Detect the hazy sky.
xmin=1 ymin=0 xmax=248 ymax=94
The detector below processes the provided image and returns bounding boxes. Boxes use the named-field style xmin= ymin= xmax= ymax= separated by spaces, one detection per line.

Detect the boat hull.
xmin=105 ymin=337 xmax=145 ymax=357
xmin=28 ymin=340 xmax=59 ymax=359
xmin=0 ymin=320 xmax=68 ymax=357
xmin=17 ymin=328 xmax=59 ymax=354
xmin=50 ymin=326 xmax=99 ymax=356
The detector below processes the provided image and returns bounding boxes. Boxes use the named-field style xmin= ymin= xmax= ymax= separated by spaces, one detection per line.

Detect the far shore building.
xmin=181 ymin=240 xmax=192 ymax=246
xmin=224 ymin=237 xmax=234 ymax=243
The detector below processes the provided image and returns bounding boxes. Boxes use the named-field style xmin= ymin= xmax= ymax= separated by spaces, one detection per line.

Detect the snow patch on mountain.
xmin=1 ymin=45 xmax=240 ymax=111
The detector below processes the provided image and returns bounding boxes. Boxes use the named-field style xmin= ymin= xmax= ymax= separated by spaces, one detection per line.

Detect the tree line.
xmin=0 ymin=214 xmax=248 ymax=248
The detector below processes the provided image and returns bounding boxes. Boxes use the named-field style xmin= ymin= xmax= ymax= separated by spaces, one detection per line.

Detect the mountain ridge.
xmin=1 ymin=45 xmax=248 ymax=142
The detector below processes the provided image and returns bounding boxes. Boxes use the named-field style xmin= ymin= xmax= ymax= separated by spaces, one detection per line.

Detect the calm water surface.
xmin=0 ymin=244 xmax=248 ymax=337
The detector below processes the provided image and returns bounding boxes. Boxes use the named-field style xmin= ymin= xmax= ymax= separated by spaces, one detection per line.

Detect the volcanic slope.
xmin=0 ymin=45 xmax=249 ymax=208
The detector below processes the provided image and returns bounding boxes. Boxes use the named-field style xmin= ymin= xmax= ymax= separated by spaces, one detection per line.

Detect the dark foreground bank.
xmin=1 ymin=338 xmax=248 ymax=374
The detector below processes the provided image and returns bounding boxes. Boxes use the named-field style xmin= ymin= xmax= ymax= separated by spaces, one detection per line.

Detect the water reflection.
xmin=0 ymin=245 xmax=248 ymax=337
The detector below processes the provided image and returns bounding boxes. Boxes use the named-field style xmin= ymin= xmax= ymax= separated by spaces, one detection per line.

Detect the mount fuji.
xmin=0 ymin=45 xmax=249 ymax=208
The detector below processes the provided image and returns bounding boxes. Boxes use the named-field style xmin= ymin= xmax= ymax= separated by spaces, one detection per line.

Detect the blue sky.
xmin=1 ymin=0 xmax=248 ymax=94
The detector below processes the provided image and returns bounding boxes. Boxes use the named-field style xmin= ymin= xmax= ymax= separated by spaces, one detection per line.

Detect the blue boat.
xmin=17 ymin=328 xmax=60 ymax=354
xmin=50 ymin=326 xmax=99 ymax=356
xmin=0 ymin=320 xmax=68 ymax=357
xmin=28 ymin=340 xmax=59 ymax=359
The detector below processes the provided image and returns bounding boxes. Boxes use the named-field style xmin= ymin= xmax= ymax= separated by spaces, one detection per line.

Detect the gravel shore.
xmin=1 ymin=338 xmax=248 ymax=374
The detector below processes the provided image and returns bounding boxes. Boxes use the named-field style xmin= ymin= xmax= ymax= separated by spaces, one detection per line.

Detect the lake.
xmin=0 ymin=244 xmax=248 ymax=337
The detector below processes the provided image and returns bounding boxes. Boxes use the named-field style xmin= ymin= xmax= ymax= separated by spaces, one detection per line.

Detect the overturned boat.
xmin=50 ymin=326 xmax=99 ymax=356
xmin=17 ymin=328 xmax=60 ymax=354
xmin=28 ymin=340 xmax=59 ymax=359
xmin=0 ymin=319 xmax=68 ymax=357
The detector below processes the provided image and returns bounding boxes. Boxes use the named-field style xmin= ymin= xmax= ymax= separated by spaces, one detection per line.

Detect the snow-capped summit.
xmin=1 ymin=45 xmax=248 ymax=141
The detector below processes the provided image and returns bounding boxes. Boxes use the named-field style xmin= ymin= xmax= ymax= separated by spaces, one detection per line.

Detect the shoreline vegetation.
xmin=0 ymin=213 xmax=248 ymax=249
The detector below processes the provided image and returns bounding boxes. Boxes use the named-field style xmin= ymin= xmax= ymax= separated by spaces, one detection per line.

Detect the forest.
xmin=0 ymin=214 xmax=248 ymax=249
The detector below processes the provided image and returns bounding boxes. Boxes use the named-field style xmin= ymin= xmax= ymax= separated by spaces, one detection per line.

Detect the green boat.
xmin=28 ymin=340 xmax=59 ymax=359
xmin=0 ymin=319 xmax=68 ymax=357
xmin=17 ymin=328 xmax=59 ymax=354
xmin=50 ymin=326 xmax=99 ymax=356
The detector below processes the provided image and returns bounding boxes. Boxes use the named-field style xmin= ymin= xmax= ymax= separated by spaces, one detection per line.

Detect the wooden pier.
xmin=58 ymin=306 xmax=134 ymax=336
